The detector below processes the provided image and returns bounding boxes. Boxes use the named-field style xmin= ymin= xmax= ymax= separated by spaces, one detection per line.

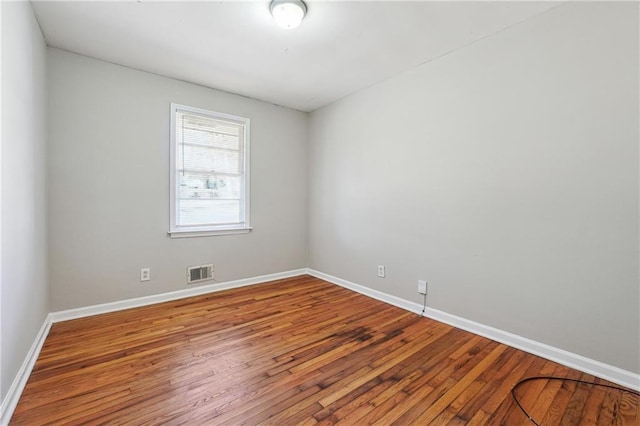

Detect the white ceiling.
xmin=31 ymin=1 xmax=560 ymax=112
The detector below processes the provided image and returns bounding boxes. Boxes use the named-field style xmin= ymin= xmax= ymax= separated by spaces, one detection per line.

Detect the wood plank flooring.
xmin=10 ymin=275 xmax=639 ymax=425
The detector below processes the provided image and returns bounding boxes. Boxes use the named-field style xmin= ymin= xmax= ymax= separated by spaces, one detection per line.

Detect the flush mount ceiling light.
xmin=270 ymin=0 xmax=307 ymax=30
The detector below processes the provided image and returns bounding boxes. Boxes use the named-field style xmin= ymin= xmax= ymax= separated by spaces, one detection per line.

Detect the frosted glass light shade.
xmin=270 ymin=0 xmax=307 ymax=30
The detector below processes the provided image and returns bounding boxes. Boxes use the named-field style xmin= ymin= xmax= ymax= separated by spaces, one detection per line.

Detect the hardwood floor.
xmin=11 ymin=275 xmax=639 ymax=425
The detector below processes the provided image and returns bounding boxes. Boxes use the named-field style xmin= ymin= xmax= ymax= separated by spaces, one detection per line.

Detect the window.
xmin=169 ymin=103 xmax=251 ymax=237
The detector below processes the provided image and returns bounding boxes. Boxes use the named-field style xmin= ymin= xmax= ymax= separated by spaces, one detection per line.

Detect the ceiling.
xmin=31 ymin=1 xmax=560 ymax=112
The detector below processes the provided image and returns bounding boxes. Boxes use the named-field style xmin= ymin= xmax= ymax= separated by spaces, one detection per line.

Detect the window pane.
xmin=178 ymin=144 xmax=240 ymax=174
xmin=179 ymin=200 xmax=241 ymax=225
xmin=182 ymin=128 xmax=240 ymax=150
xmin=179 ymin=173 xmax=241 ymax=200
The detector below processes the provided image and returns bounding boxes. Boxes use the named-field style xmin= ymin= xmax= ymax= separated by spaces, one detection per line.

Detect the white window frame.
xmin=169 ymin=103 xmax=251 ymax=238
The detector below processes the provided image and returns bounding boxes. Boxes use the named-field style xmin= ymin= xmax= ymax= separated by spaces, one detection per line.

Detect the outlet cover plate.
xmin=141 ymin=268 xmax=151 ymax=282
xmin=418 ymin=280 xmax=427 ymax=294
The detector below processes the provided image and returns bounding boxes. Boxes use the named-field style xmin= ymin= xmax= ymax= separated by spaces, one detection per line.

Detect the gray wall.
xmin=48 ymin=49 xmax=308 ymax=311
xmin=308 ymin=2 xmax=639 ymax=373
xmin=1 ymin=2 xmax=49 ymax=400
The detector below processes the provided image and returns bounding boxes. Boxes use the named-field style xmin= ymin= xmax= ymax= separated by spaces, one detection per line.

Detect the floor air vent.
xmin=187 ymin=264 xmax=214 ymax=284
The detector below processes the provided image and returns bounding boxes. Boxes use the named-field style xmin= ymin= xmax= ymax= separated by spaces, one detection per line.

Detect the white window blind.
xmin=169 ymin=104 xmax=251 ymax=237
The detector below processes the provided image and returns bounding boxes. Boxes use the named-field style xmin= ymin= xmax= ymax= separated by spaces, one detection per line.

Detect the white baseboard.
xmin=306 ymin=268 xmax=640 ymax=392
xmin=0 ymin=314 xmax=52 ymax=426
xmin=307 ymin=269 xmax=424 ymax=314
xmin=50 ymin=269 xmax=307 ymax=323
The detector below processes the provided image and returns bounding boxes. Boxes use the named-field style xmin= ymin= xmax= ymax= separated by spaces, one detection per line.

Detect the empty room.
xmin=1 ymin=0 xmax=639 ymax=424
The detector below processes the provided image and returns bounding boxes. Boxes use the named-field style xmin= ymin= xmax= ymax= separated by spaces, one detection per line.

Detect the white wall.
xmin=48 ymin=49 xmax=308 ymax=311
xmin=308 ymin=2 xmax=639 ymax=373
xmin=1 ymin=1 xmax=49 ymax=400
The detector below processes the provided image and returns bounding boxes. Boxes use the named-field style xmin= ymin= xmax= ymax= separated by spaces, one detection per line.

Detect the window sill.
xmin=168 ymin=227 xmax=253 ymax=238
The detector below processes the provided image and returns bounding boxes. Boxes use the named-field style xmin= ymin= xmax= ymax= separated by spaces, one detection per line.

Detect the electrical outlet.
xmin=377 ymin=265 xmax=385 ymax=278
xmin=418 ymin=280 xmax=427 ymax=295
xmin=140 ymin=268 xmax=151 ymax=282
